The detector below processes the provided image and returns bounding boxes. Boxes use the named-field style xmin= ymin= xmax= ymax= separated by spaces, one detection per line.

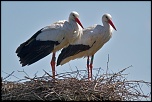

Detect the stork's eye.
xmin=105 ymin=16 xmax=108 ymax=19
xmin=73 ymin=14 xmax=75 ymax=17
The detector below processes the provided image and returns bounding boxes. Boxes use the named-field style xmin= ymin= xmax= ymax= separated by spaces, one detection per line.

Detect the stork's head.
xmin=102 ymin=13 xmax=117 ymax=31
xmin=69 ymin=11 xmax=84 ymax=29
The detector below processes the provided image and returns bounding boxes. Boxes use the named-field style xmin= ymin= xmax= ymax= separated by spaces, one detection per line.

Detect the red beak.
xmin=75 ymin=18 xmax=84 ymax=29
xmin=108 ymin=19 xmax=117 ymax=31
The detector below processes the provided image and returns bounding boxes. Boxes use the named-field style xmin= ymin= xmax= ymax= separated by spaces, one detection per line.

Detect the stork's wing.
xmin=57 ymin=44 xmax=90 ymax=66
xmin=16 ymin=20 xmax=69 ymax=66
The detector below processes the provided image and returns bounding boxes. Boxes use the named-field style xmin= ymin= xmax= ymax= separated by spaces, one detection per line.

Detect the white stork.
xmin=57 ymin=13 xmax=117 ymax=80
xmin=16 ymin=11 xmax=84 ymax=79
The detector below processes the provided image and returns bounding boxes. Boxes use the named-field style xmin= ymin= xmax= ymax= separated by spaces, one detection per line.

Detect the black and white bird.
xmin=16 ymin=11 xmax=84 ymax=79
xmin=57 ymin=13 xmax=117 ymax=80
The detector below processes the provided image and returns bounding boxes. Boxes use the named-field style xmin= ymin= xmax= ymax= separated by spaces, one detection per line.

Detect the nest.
xmin=1 ymin=65 xmax=151 ymax=101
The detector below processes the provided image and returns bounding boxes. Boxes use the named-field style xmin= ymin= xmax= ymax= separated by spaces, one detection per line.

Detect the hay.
xmin=1 ymin=65 xmax=151 ymax=101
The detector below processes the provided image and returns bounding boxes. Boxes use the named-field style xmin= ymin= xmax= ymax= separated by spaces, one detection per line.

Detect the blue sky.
xmin=1 ymin=1 xmax=151 ymax=98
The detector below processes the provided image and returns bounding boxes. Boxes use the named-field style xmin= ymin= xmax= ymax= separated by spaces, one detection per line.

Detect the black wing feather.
xmin=57 ymin=44 xmax=90 ymax=66
xmin=16 ymin=28 xmax=43 ymax=54
xmin=20 ymin=40 xmax=59 ymax=66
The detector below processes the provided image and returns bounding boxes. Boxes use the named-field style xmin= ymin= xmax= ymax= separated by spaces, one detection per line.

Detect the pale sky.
xmin=1 ymin=1 xmax=151 ymax=98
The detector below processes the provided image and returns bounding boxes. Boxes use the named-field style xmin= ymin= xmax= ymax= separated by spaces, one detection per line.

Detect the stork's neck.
xmin=69 ymin=19 xmax=79 ymax=31
xmin=67 ymin=19 xmax=82 ymax=44
xmin=103 ymin=21 xmax=113 ymax=33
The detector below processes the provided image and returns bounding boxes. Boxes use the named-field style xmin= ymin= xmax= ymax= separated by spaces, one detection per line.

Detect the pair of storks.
xmin=16 ymin=11 xmax=117 ymax=80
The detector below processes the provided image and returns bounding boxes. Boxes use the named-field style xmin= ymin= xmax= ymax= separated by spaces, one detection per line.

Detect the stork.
xmin=16 ymin=11 xmax=84 ymax=79
xmin=57 ymin=13 xmax=117 ymax=80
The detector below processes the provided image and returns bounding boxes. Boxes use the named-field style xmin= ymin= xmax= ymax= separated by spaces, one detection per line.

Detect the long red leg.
xmin=87 ymin=56 xmax=90 ymax=80
xmin=89 ymin=55 xmax=94 ymax=80
xmin=50 ymin=52 xmax=56 ymax=79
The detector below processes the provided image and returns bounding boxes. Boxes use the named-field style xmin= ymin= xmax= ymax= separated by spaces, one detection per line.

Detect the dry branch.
xmin=1 ymin=66 xmax=151 ymax=101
